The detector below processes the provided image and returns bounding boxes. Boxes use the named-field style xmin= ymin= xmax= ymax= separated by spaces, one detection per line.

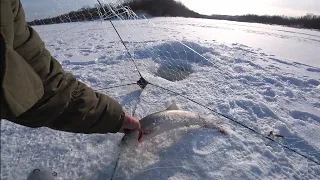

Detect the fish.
xmin=122 ymin=103 xmax=227 ymax=144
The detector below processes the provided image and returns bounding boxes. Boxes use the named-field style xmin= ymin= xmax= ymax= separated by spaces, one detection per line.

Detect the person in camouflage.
xmin=0 ymin=0 xmax=141 ymax=135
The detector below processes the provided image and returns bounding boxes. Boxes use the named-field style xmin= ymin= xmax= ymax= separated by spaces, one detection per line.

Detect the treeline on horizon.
xmin=28 ymin=0 xmax=320 ymax=30
xmin=209 ymin=14 xmax=320 ymax=30
xmin=27 ymin=0 xmax=202 ymax=25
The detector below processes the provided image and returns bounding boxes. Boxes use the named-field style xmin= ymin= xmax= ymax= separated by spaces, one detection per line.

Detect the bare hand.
xmin=119 ymin=114 xmax=141 ymax=134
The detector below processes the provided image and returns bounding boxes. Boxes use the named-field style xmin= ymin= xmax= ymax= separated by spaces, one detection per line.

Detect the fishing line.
xmin=96 ymin=0 xmax=319 ymax=166
xmin=96 ymin=0 xmax=144 ymax=79
xmin=94 ymin=82 xmax=137 ymax=91
xmin=148 ymin=83 xmax=320 ymax=165
xmin=110 ymin=86 xmax=148 ymax=180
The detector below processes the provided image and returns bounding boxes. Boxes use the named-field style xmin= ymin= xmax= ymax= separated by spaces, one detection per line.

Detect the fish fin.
xmin=166 ymin=102 xmax=179 ymax=111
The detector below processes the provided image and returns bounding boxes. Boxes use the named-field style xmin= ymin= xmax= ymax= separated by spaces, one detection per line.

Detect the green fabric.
xmin=0 ymin=0 xmax=125 ymax=134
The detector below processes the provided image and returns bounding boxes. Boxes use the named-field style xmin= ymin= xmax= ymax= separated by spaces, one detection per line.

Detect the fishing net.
xmin=1 ymin=0 xmax=319 ymax=179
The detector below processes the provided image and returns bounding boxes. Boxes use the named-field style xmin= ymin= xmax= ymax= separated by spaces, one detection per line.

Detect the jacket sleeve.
xmin=1 ymin=0 xmax=125 ymax=134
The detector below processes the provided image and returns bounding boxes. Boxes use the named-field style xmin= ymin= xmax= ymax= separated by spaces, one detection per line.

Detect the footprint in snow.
xmin=71 ymin=66 xmax=83 ymax=71
xmin=307 ymin=79 xmax=320 ymax=86
xmin=306 ymin=67 xmax=320 ymax=73
xmin=263 ymin=88 xmax=276 ymax=98
xmin=87 ymin=77 xmax=98 ymax=84
xmin=314 ymin=103 xmax=320 ymax=108
xmin=262 ymin=88 xmax=277 ymax=102
xmin=280 ymin=76 xmax=320 ymax=87
xmin=64 ymin=53 xmax=73 ymax=58
xmin=269 ymin=57 xmax=292 ymax=66
xmin=235 ymin=100 xmax=278 ymax=119
xmin=234 ymin=58 xmax=263 ymax=70
xmin=233 ymin=66 xmax=246 ymax=73
xmin=283 ymin=89 xmax=295 ymax=98
xmin=218 ymin=103 xmax=230 ymax=114
xmin=95 ymin=45 xmax=105 ymax=50
xmin=290 ymin=110 xmax=320 ymax=123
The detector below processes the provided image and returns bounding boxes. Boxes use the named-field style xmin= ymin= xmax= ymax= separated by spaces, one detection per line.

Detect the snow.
xmin=1 ymin=17 xmax=320 ymax=179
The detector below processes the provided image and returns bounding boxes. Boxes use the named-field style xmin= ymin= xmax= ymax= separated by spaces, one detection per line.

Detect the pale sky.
xmin=178 ymin=0 xmax=320 ymax=16
xmin=22 ymin=0 xmax=320 ymax=21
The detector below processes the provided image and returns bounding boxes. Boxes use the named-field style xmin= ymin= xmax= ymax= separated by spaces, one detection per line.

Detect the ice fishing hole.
xmin=155 ymin=61 xmax=194 ymax=82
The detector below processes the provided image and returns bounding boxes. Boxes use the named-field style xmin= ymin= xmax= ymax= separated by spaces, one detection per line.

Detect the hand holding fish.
xmin=119 ymin=114 xmax=142 ymax=139
xmin=121 ymin=103 xmax=229 ymax=144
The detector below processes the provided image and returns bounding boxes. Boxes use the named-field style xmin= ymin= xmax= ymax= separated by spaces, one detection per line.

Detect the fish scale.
xmin=122 ymin=103 xmax=223 ymax=144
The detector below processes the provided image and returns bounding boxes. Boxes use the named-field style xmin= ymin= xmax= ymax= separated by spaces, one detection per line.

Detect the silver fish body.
xmin=122 ymin=103 xmax=220 ymax=144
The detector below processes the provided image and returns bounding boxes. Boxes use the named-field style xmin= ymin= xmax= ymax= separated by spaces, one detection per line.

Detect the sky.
xmin=22 ymin=0 xmax=320 ymax=21
xmin=178 ymin=0 xmax=320 ymax=16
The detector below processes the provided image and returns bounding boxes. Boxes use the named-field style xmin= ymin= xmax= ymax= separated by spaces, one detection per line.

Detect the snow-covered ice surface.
xmin=1 ymin=17 xmax=320 ymax=179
